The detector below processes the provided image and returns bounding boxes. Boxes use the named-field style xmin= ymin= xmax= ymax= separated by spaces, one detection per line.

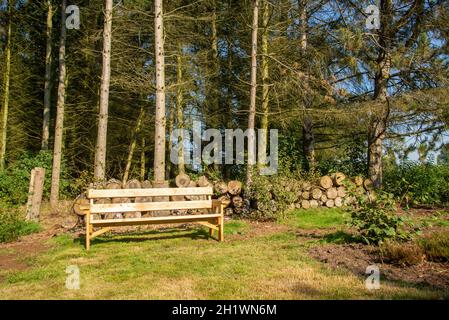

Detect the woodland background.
xmin=0 ymin=0 xmax=448 ymax=210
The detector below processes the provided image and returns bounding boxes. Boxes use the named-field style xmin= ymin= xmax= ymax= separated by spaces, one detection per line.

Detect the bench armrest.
xmin=211 ymin=199 xmax=224 ymax=214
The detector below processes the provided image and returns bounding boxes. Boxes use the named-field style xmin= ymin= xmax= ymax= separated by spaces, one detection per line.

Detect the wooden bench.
xmin=82 ymin=186 xmax=224 ymax=250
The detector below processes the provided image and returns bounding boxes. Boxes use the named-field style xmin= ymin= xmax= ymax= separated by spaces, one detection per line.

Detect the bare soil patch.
xmin=309 ymin=243 xmax=449 ymax=290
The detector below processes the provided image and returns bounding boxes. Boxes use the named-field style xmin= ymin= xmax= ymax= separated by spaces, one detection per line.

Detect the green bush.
xmin=419 ymin=232 xmax=449 ymax=262
xmin=0 ymin=151 xmax=71 ymax=205
xmin=347 ymin=189 xmax=415 ymax=245
xmin=0 ymin=206 xmax=41 ymax=243
xmin=250 ymin=176 xmax=300 ymax=221
xmin=384 ymin=162 xmax=449 ymax=206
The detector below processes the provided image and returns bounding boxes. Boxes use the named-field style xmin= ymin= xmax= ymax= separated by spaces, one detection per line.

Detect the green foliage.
xmin=419 ymin=232 xmax=449 ymax=262
xmin=250 ymin=176 xmax=300 ymax=221
xmin=347 ymin=189 xmax=415 ymax=245
xmin=383 ymin=162 xmax=449 ymax=206
xmin=0 ymin=206 xmax=41 ymax=243
xmin=0 ymin=151 xmax=71 ymax=205
xmin=317 ymin=137 xmax=367 ymax=177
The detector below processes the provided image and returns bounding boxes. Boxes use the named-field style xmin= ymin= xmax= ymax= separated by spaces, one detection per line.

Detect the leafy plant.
xmin=0 ymin=206 xmax=41 ymax=243
xmin=346 ymin=188 xmax=416 ymax=245
xmin=383 ymin=161 xmax=449 ymax=207
xmin=0 ymin=151 xmax=71 ymax=205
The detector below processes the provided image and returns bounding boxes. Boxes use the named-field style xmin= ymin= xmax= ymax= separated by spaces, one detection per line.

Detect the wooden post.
xmin=26 ymin=167 xmax=46 ymax=222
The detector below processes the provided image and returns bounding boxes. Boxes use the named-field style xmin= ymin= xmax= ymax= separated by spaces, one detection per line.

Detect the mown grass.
xmin=281 ymin=208 xmax=349 ymax=230
xmin=1 ymin=216 xmax=448 ymax=300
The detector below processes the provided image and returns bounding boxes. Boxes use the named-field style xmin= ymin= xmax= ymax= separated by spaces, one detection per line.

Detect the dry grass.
xmin=0 ymin=215 xmax=448 ymax=299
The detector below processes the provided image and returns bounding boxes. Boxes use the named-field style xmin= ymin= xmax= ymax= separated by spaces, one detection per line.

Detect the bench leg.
xmin=218 ymin=214 xmax=224 ymax=242
xmin=209 ymin=227 xmax=214 ymax=238
xmin=85 ymin=211 xmax=91 ymax=251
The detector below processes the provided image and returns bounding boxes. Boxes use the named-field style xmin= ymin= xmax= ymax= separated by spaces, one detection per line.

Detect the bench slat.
xmin=88 ymin=187 xmax=213 ymax=199
xmin=90 ymin=200 xmax=212 ymax=214
xmin=90 ymin=213 xmax=221 ymax=227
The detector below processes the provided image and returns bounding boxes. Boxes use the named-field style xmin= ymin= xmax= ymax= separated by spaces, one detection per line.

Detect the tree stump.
xmin=301 ymin=200 xmax=311 ymax=209
xmin=325 ymin=199 xmax=335 ymax=208
xmin=26 ymin=167 xmax=46 ymax=222
xmin=333 ymin=172 xmax=346 ymax=186
xmin=311 ymin=188 xmax=322 ymax=200
xmin=320 ymin=176 xmax=333 ymax=189
xmin=175 ymin=173 xmax=190 ymax=187
xmin=326 ymin=187 xmax=338 ymax=199
xmin=214 ymin=181 xmax=228 ymax=195
xmin=310 ymin=199 xmax=319 ymax=208
xmin=228 ymin=180 xmax=242 ymax=195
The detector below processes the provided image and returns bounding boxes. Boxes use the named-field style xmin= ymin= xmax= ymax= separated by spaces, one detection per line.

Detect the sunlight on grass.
xmin=0 ymin=219 xmax=447 ymax=300
xmin=281 ymin=208 xmax=349 ymax=229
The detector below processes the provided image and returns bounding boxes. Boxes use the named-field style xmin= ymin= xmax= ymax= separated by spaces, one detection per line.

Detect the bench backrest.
xmin=87 ymin=187 xmax=213 ymax=214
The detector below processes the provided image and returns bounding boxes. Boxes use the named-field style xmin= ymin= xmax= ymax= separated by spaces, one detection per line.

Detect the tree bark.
xmin=176 ymin=46 xmax=185 ymax=174
xmin=153 ymin=0 xmax=166 ymax=182
xmin=122 ymin=106 xmax=145 ymax=184
xmin=258 ymin=0 xmax=269 ymax=171
xmin=246 ymin=0 xmax=259 ymax=191
xmin=368 ymin=0 xmax=392 ymax=188
xmin=298 ymin=1 xmax=316 ymax=172
xmin=94 ymin=0 xmax=113 ymax=181
xmin=0 ymin=0 xmax=12 ymax=171
xmin=140 ymin=137 xmax=146 ymax=181
xmin=50 ymin=0 xmax=67 ymax=212
xmin=41 ymin=0 xmax=53 ymax=151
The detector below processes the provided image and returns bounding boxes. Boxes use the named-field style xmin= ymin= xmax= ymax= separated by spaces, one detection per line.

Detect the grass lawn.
xmin=0 ymin=209 xmax=448 ymax=299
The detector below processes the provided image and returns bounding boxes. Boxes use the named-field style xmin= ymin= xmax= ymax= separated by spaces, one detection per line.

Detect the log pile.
xmin=213 ymin=180 xmax=246 ymax=216
xmin=292 ymin=173 xmax=372 ymax=209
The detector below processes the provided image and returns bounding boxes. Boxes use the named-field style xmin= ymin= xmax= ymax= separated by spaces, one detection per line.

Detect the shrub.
xmin=384 ymin=161 xmax=449 ymax=207
xmin=0 ymin=151 xmax=71 ymax=205
xmin=0 ymin=206 xmax=41 ymax=243
xmin=347 ymin=189 xmax=415 ymax=245
xmin=250 ymin=175 xmax=300 ymax=221
xmin=379 ymin=241 xmax=424 ymax=266
xmin=419 ymin=232 xmax=449 ymax=262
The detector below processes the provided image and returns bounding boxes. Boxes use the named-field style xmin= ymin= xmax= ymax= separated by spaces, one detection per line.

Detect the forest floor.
xmin=0 ymin=204 xmax=448 ymax=299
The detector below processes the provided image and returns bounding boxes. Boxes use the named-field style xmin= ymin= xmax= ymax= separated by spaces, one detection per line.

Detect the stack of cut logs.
xmin=294 ymin=173 xmax=372 ymax=209
xmin=212 ymin=180 xmax=245 ymax=216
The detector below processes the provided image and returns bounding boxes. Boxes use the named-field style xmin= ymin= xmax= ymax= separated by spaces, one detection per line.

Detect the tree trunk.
xmin=176 ymin=46 xmax=185 ymax=174
xmin=153 ymin=0 xmax=166 ymax=182
xmin=50 ymin=0 xmax=67 ymax=212
xmin=258 ymin=0 xmax=269 ymax=171
xmin=167 ymin=95 xmax=174 ymax=178
xmin=26 ymin=168 xmax=46 ymax=222
xmin=0 ymin=0 xmax=12 ymax=171
xmin=140 ymin=137 xmax=146 ymax=181
xmin=368 ymin=0 xmax=392 ymax=188
xmin=122 ymin=106 xmax=145 ymax=184
xmin=298 ymin=1 xmax=316 ymax=173
xmin=246 ymin=0 xmax=259 ymax=191
xmin=41 ymin=0 xmax=53 ymax=151
xmin=94 ymin=0 xmax=113 ymax=181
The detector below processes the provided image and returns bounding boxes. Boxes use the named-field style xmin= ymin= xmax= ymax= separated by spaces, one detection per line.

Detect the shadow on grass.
xmin=321 ymin=230 xmax=361 ymax=244
xmin=74 ymin=227 xmax=213 ymax=247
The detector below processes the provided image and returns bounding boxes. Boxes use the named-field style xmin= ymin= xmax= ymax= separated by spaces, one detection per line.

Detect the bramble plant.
xmin=346 ymin=186 xmax=416 ymax=245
